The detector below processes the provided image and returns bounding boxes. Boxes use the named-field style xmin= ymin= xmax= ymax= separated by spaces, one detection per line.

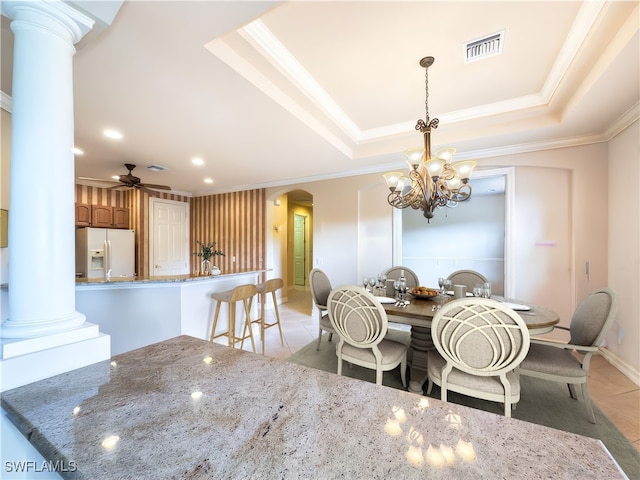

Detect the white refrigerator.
xmin=76 ymin=227 xmax=135 ymax=279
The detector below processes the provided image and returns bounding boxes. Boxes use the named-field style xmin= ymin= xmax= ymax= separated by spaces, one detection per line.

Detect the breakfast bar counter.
xmin=2 ymin=335 xmax=625 ymax=479
xmin=75 ymin=269 xmax=267 ymax=355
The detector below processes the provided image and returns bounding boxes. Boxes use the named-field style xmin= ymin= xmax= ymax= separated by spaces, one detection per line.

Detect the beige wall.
xmin=607 ymin=120 xmax=640 ymax=372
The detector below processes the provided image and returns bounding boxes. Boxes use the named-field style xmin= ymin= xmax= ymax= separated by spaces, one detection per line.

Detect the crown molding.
xmin=1 ymin=91 xmax=12 ymax=113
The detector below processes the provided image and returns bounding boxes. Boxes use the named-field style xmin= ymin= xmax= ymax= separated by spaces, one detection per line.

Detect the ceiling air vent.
xmin=147 ymin=165 xmax=168 ymax=172
xmin=464 ymin=30 xmax=504 ymax=63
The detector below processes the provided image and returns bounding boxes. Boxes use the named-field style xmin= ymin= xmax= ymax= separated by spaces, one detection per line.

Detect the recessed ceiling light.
xmin=204 ymin=178 xmax=213 ymax=184
xmin=73 ymin=147 xmax=84 ymax=155
xmin=191 ymin=157 xmax=204 ymax=166
xmin=103 ymin=129 xmax=123 ymax=140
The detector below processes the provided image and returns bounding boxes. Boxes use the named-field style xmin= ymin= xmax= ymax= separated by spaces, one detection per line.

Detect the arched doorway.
xmin=266 ymin=189 xmax=313 ymax=306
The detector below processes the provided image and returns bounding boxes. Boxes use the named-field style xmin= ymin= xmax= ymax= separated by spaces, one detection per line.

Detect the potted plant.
xmin=193 ymin=240 xmax=224 ymax=275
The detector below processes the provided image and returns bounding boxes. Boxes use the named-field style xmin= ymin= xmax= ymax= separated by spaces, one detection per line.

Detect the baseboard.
xmin=599 ymin=348 xmax=640 ymax=386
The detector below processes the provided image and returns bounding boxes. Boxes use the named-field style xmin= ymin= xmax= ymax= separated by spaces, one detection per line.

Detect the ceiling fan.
xmin=79 ymin=163 xmax=172 ymax=193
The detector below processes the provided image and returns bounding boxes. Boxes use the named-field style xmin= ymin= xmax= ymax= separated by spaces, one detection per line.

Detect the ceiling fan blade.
xmin=141 ymin=183 xmax=172 ymax=191
xmin=139 ymin=186 xmax=162 ymax=196
xmin=107 ymin=184 xmax=126 ymax=190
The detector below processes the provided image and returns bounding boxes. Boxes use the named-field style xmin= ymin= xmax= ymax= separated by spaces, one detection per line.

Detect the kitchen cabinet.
xmin=112 ymin=207 xmax=129 ymax=228
xmin=75 ymin=203 xmax=91 ymax=226
xmin=91 ymin=205 xmax=113 ymax=227
xmin=75 ymin=204 xmax=130 ymax=228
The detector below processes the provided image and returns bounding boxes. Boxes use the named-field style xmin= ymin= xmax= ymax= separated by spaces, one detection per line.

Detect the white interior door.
xmin=150 ymin=198 xmax=189 ymax=276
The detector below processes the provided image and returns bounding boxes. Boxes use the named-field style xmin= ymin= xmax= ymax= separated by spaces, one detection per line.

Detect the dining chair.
xmin=427 ymin=297 xmax=530 ymax=417
xmin=327 ymin=286 xmax=408 ymax=387
xmin=446 ymin=269 xmax=489 ymax=292
xmin=518 ymin=288 xmax=618 ymax=423
xmin=309 ymin=268 xmax=336 ymax=350
xmin=384 ymin=266 xmax=420 ymax=289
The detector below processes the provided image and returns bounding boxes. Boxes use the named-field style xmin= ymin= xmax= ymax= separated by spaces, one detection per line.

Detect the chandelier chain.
xmin=424 ymin=62 xmax=429 ymax=122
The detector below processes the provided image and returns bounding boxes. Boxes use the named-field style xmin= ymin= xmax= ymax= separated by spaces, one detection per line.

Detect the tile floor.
xmin=213 ymin=286 xmax=640 ymax=452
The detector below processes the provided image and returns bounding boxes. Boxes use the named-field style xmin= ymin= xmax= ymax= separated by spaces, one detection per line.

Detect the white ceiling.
xmin=1 ymin=1 xmax=638 ymax=196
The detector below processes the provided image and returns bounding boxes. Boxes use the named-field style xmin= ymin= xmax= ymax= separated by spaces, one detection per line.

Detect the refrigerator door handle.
xmin=105 ymin=239 xmax=112 ymax=278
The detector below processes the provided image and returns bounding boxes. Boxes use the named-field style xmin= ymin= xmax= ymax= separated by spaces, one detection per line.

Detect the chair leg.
xmin=229 ymin=301 xmax=236 ymax=348
xmin=337 ymin=354 xmax=343 ymax=376
xmin=209 ymin=301 xmax=222 ymax=342
xmin=243 ymin=298 xmax=256 ymax=353
xmin=426 ymin=379 xmax=433 ymax=395
xmin=582 ymin=383 xmax=596 ymax=424
xmin=260 ymin=293 xmax=266 ymax=355
xmin=271 ymin=292 xmax=284 ymax=347
xmin=376 ymin=369 xmax=383 ymax=386
xmin=316 ymin=309 xmax=325 ymax=350
xmin=316 ymin=326 xmax=323 ymax=351
xmin=568 ymin=383 xmax=577 ymax=399
xmin=400 ymin=354 xmax=407 ymax=388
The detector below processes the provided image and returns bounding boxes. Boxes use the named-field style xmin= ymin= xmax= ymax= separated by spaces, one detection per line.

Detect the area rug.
xmin=287 ymin=331 xmax=640 ymax=479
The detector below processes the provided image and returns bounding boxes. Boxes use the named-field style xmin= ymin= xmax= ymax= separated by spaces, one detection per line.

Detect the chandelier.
xmin=383 ymin=56 xmax=477 ymax=222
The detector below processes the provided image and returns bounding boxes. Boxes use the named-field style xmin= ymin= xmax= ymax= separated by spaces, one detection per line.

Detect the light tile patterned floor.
xmin=215 ymin=285 xmax=640 ymax=452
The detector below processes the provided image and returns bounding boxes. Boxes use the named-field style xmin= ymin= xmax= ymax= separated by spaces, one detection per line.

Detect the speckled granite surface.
xmin=2 ymin=335 xmax=626 ymax=479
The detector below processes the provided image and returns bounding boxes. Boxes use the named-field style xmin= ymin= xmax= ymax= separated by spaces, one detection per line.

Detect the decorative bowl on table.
xmin=409 ymin=286 xmax=439 ymax=300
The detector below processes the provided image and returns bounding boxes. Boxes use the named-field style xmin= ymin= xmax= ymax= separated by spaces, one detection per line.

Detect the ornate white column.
xmin=0 ymin=1 xmax=94 ymax=338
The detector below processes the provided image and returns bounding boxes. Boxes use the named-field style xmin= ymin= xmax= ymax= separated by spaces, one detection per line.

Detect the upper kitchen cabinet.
xmin=112 ymin=207 xmax=129 ymax=229
xmin=75 ymin=203 xmax=91 ymax=226
xmin=91 ymin=205 xmax=113 ymax=227
xmin=75 ymin=204 xmax=130 ymax=228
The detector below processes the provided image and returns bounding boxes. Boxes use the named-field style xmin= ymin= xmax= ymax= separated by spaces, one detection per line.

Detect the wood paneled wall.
xmin=75 ymin=185 xmax=265 ymax=278
xmin=191 ymin=190 xmax=266 ymax=274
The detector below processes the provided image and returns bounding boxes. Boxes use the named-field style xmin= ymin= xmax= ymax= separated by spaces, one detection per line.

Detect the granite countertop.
xmin=1 ymin=336 xmax=625 ymax=479
xmin=75 ymin=268 xmax=267 ymax=285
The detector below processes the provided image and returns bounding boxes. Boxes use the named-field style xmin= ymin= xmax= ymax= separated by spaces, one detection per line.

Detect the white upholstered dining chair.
xmin=309 ymin=268 xmax=335 ymax=350
xmin=427 ymin=297 xmax=530 ymax=417
xmin=384 ymin=266 xmax=420 ymax=289
xmin=518 ymin=288 xmax=618 ymax=423
xmin=327 ymin=286 xmax=408 ymax=387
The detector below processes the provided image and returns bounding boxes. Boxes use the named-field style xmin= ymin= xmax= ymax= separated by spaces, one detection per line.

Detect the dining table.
xmin=376 ymin=291 xmax=560 ymax=394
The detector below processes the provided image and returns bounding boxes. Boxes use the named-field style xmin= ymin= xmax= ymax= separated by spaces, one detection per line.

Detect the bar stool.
xmin=209 ymin=284 xmax=257 ymax=353
xmin=244 ymin=278 xmax=285 ymax=355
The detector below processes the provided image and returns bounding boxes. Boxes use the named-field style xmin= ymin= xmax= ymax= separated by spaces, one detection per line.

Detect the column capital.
xmin=2 ymin=0 xmax=95 ymax=45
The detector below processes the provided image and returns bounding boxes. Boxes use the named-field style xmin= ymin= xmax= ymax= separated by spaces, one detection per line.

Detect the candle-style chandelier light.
xmin=383 ymin=56 xmax=477 ymax=222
